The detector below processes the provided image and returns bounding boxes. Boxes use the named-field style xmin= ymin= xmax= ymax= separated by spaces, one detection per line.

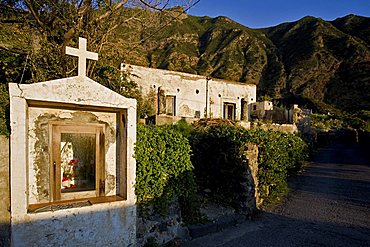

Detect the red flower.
xmin=68 ymin=159 xmax=78 ymax=166
xmin=62 ymin=176 xmax=69 ymax=182
xmin=70 ymin=184 xmax=76 ymax=189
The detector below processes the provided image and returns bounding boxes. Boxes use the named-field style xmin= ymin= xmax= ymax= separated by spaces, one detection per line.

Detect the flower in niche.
xmin=62 ymin=159 xmax=80 ymax=189
xmin=68 ymin=159 xmax=78 ymax=166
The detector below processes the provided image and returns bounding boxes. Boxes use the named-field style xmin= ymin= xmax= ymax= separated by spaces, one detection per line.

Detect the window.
xmin=165 ymin=96 xmax=176 ymax=116
xmin=50 ymin=122 xmax=105 ymax=201
xmin=253 ymin=105 xmax=257 ymax=111
xmin=223 ymin=103 xmax=235 ymax=120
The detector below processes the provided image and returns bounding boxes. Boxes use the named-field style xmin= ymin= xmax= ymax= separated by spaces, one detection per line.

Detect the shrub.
xmin=189 ymin=125 xmax=251 ymax=209
xmin=244 ymin=129 xmax=309 ymax=200
xmin=135 ymin=125 xmax=199 ymax=222
xmin=189 ymin=124 xmax=309 ymax=206
xmin=168 ymin=119 xmax=194 ymax=138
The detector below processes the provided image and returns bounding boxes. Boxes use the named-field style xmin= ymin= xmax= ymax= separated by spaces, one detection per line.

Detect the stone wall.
xmin=0 ymin=135 xmax=10 ymax=246
xmin=245 ymin=143 xmax=261 ymax=208
xmin=136 ymin=200 xmax=190 ymax=246
xmin=251 ymin=122 xmax=298 ymax=134
xmin=293 ymin=107 xmax=312 ymax=134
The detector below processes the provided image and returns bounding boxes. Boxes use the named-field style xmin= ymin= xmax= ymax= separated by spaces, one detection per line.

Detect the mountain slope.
xmin=126 ymin=13 xmax=369 ymax=113
xmin=1 ymin=8 xmax=369 ymax=114
xmin=263 ymin=16 xmax=370 ymax=111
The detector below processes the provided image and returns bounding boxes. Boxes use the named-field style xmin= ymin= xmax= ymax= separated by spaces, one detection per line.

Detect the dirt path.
xmin=184 ymin=142 xmax=370 ymax=246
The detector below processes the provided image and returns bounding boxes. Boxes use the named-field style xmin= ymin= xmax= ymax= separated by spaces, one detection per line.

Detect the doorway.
xmin=223 ymin=103 xmax=236 ymax=120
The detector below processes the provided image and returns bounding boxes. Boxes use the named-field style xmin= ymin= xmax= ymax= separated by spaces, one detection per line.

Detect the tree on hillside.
xmin=0 ymin=0 xmax=199 ymax=134
xmin=1 ymin=0 xmax=199 ymax=84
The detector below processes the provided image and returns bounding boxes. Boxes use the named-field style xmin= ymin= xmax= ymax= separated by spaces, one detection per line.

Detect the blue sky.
xmin=187 ymin=0 xmax=370 ymax=28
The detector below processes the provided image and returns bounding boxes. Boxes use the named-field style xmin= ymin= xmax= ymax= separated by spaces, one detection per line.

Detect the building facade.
xmin=122 ymin=64 xmax=257 ymax=123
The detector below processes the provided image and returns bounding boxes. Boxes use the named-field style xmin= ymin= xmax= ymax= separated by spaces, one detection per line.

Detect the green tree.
xmin=0 ymin=0 xmax=199 ymax=132
xmin=1 ymin=0 xmax=198 ymax=82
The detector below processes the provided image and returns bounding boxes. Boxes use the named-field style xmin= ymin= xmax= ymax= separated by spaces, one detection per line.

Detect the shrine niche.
xmin=9 ymin=38 xmax=137 ymax=246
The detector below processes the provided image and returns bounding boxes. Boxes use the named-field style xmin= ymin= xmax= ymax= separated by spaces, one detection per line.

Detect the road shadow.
xmin=247 ymin=212 xmax=370 ymax=247
xmin=184 ymin=212 xmax=370 ymax=247
xmin=313 ymin=143 xmax=370 ymax=165
xmin=184 ymin=141 xmax=370 ymax=247
xmin=284 ymin=142 xmax=370 ymax=204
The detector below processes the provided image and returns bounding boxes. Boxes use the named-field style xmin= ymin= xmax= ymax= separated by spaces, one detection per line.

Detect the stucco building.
xmin=6 ymin=38 xmax=137 ymax=246
xmin=122 ymin=64 xmax=257 ymax=124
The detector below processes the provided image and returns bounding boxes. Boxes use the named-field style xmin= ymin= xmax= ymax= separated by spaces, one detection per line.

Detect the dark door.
xmin=223 ymin=103 xmax=235 ymax=120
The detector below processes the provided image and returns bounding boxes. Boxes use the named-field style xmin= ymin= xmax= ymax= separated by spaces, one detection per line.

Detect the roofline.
xmin=121 ymin=63 xmax=256 ymax=87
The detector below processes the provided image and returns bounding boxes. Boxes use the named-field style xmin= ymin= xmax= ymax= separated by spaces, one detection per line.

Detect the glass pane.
xmin=228 ymin=105 xmax=234 ymax=120
xmin=166 ymin=96 xmax=175 ymax=116
xmin=60 ymin=133 xmax=96 ymax=193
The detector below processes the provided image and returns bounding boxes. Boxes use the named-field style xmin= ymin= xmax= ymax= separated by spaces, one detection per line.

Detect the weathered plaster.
xmin=11 ymin=202 xmax=136 ymax=247
xmin=9 ymin=75 xmax=137 ymax=246
xmin=123 ymin=64 xmax=256 ymax=121
xmin=28 ymin=109 xmax=117 ymax=203
xmin=250 ymin=101 xmax=273 ymax=119
xmin=208 ymin=79 xmax=256 ymax=120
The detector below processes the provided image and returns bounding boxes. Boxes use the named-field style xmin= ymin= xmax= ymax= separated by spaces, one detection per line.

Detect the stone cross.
xmin=66 ymin=37 xmax=98 ymax=77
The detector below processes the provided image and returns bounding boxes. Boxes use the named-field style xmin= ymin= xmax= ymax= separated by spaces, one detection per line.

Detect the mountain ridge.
xmin=122 ymin=13 xmax=369 ymax=114
xmin=1 ymin=10 xmax=369 ymax=115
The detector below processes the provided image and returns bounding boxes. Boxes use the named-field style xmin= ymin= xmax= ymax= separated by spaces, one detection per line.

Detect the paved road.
xmin=184 ymin=142 xmax=370 ymax=247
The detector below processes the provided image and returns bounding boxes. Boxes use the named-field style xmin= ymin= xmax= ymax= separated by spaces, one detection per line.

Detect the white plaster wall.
xmin=208 ymin=79 xmax=256 ymax=120
xmin=251 ymin=101 xmax=273 ymax=112
xmin=27 ymin=108 xmax=117 ymax=204
xmin=15 ymin=76 xmax=136 ymax=109
xmin=124 ymin=64 xmax=257 ymax=120
xmin=9 ymin=76 xmax=137 ymax=247
xmin=126 ymin=64 xmax=206 ymax=118
xmin=11 ymin=201 xmax=136 ymax=247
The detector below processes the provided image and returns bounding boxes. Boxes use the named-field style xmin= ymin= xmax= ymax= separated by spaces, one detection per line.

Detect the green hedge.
xmin=189 ymin=125 xmax=251 ymax=210
xmin=189 ymin=125 xmax=309 ymax=206
xmin=135 ymin=123 xmax=308 ymax=218
xmin=135 ymin=125 xmax=199 ymax=221
xmin=245 ymin=129 xmax=309 ymax=200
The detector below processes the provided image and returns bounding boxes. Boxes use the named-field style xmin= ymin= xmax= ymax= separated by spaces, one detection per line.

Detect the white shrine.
xmin=9 ymin=38 xmax=137 ymax=246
